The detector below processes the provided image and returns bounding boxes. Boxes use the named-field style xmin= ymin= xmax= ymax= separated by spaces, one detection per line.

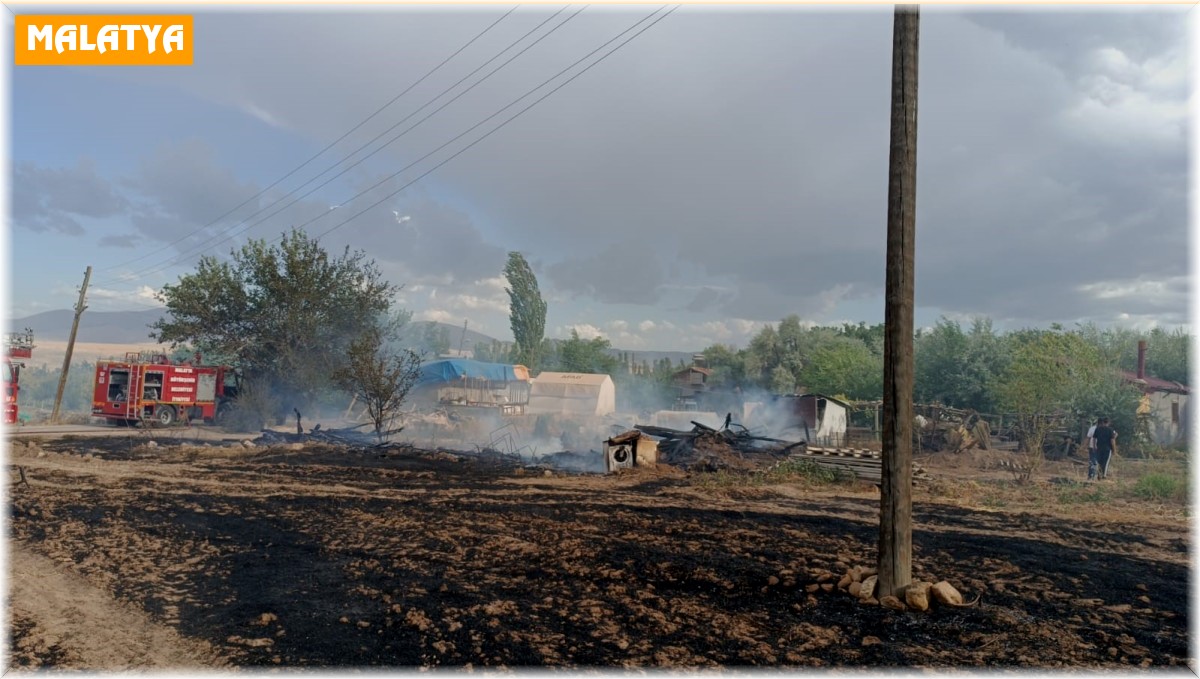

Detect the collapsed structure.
xmin=412 ymin=359 xmax=531 ymax=414
xmin=744 ymin=394 xmax=851 ymax=446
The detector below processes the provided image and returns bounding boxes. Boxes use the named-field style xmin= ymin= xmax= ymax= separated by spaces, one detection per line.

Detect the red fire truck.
xmin=4 ymin=329 xmax=35 ymax=425
xmin=92 ymin=351 xmax=238 ymax=426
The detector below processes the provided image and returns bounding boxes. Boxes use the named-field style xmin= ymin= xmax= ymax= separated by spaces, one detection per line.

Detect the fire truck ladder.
xmin=126 ymin=368 xmax=141 ymax=422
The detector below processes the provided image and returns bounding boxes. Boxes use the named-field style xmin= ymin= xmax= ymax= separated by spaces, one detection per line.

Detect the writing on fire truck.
xmin=92 ymin=351 xmax=238 ymax=426
xmin=4 ymin=328 xmax=35 ymax=425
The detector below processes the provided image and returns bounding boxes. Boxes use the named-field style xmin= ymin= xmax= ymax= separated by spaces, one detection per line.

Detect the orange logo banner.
xmin=15 ymin=15 xmax=193 ymax=66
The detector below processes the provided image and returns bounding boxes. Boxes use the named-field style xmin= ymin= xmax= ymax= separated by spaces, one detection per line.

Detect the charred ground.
xmin=6 ymin=435 xmax=1191 ymax=669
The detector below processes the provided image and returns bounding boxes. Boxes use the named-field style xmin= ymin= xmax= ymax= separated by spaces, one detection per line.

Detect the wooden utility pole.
xmin=50 ymin=266 xmax=92 ymax=424
xmin=879 ymin=5 xmax=919 ymax=600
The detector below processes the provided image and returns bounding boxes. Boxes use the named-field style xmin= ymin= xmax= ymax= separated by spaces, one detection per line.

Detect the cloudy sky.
xmin=4 ymin=3 xmax=1190 ymax=352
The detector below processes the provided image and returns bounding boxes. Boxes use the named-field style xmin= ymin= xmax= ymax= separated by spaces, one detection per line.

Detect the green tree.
xmin=799 ymin=341 xmax=883 ymax=400
xmin=1144 ymin=327 xmax=1190 ymax=385
xmin=421 ymin=322 xmax=452 ymax=356
xmin=1074 ymin=323 xmax=1140 ymax=369
xmin=994 ymin=331 xmax=1102 ymax=475
xmin=1070 ymin=372 xmax=1141 ymax=452
xmin=152 ymin=228 xmax=403 ymax=419
xmin=701 ymin=343 xmax=747 ymax=388
xmin=555 ymin=330 xmax=619 ymax=375
xmin=504 ymin=252 xmax=547 ymax=370
xmin=337 ymin=326 xmax=423 ymax=442
xmin=769 ymin=365 xmax=795 ymax=395
xmin=18 ymin=360 xmax=95 ymax=419
xmin=837 ymin=322 xmax=886 ymax=353
xmin=1074 ymin=323 xmax=1190 ymax=385
xmin=914 ymin=317 xmax=1010 ymax=412
xmin=473 ymin=340 xmax=511 ymax=363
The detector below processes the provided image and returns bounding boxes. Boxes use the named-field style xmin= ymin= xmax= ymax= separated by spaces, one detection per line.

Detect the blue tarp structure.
xmin=417 ymin=359 xmax=520 ymax=386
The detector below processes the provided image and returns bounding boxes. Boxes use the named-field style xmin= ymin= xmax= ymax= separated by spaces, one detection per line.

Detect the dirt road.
xmin=8 ymin=543 xmax=224 ymax=669
xmin=5 ymin=436 xmax=1191 ymax=669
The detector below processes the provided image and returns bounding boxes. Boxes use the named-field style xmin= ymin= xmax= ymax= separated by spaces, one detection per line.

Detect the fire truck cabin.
xmin=4 ymin=329 xmax=34 ymax=425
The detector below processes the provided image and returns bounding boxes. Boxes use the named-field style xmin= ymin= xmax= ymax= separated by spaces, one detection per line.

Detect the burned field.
xmin=6 ymin=435 xmax=1191 ymax=669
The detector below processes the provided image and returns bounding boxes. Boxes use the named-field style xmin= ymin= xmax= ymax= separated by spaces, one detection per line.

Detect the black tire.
xmin=155 ymin=405 xmax=176 ymax=427
xmin=215 ymin=402 xmax=233 ymax=426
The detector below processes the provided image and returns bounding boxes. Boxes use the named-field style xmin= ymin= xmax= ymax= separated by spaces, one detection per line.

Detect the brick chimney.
xmin=1137 ymin=340 xmax=1147 ymax=380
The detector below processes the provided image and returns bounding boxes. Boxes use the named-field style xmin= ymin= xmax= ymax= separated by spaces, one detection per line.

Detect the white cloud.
xmin=565 ymin=323 xmax=603 ymax=340
xmin=415 ymin=308 xmax=456 ymax=324
xmin=439 ymin=293 xmax=509 ymax=314
xmin=241 ymin=101 xmax=289 ymax=130
xmin=1075 ymin=275 xmax=1188 ymax=304
xmin=478 ymin=276 xmax=508 ymax=293
xmin=83 ymin=285 xmax=162 ymax=310
xmin=681 ymin=318 xmax=764 ymax=349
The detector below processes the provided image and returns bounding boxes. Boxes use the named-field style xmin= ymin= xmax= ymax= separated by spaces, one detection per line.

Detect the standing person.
xmin=1090 ymin=417 xmax=1117 ymax=481
xmin=1085 ymin=418 xmax=1099 ymax=461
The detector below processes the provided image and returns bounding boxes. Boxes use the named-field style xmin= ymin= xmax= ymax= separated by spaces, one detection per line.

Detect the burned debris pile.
xmin=913 ymin=404 xmax=995 ymax=453
xmin=633 ymin=420 xmax=800 ymax=473
xmin=252 ymin=424 xmax=525 ymax=469
xmin=631 ymin=420 xmax=930 ymax=482
xmin=255 ymin=424 xmax=383 ymax=447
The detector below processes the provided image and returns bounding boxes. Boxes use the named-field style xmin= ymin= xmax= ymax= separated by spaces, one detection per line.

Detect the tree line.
xmin=695 ymin=316 xmax=1189 ymax=451
xmin=32 ymin=226 xmax=1182 ymax=448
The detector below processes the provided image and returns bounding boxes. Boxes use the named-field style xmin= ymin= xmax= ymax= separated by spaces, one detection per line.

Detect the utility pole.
xmin=51 ymin=266 xmax=92 ymax=424
xmin=879 ymin=5 xmax=919 ymax=600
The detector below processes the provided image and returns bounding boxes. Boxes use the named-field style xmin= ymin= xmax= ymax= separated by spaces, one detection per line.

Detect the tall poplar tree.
xmin=503 ymin=252 xmax=547 ymax=371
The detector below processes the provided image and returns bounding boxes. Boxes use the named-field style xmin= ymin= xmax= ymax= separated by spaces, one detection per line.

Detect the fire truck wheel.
xmin=155 ymin=405 xmax=176 ymax=427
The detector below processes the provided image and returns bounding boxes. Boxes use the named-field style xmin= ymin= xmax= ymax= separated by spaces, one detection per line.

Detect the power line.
xmin=302 ymin=7 xmax=679 ymax=244
xmin=110 ymin=5 xmax=678 ymax=300
xmin=100 ymin=6 xmax=582 ymax=287
xmin=102 ymin=6 xmax=519 ymax=273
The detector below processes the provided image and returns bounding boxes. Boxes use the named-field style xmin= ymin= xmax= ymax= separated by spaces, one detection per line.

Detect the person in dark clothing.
xmin=1089 ymin=417 xmax=1117 ymax=480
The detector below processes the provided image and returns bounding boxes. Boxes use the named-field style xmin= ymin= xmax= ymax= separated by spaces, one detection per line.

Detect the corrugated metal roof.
xmin=1121 ymin=370 xmax=1189 ymax=395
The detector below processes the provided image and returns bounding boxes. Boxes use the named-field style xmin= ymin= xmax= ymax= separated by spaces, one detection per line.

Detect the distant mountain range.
xmin=9 ymin=309 xmax=696 ymax=366
xmin=9 ymin=309 xmax=166 ymax=345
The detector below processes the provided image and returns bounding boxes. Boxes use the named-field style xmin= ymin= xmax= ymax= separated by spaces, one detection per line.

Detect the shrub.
xmin=221 ymin=378 xmax=279 ymax=433
xmin=764 ymin=458 xmax=852 ymax=484
xmin=1132 ymin=473 xmax=1187 ymax=503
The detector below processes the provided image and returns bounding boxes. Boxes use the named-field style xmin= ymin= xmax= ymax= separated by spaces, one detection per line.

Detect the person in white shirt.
xmin=1085 ymin=418 xmax=1099 ymax=458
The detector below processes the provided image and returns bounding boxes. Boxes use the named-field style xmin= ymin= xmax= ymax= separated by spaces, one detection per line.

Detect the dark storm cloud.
xmin=66 ymin=7 xmax=1187 ymax=328
xmin=124 ymin=139 xmax=269 ymax=245
xmin=546 ymin=243 xmax=665 ymax=305
xmin=335 ymin=181 xmax=507 ymax=285
xmin=12 ymin=158 xmax=129 ymax=235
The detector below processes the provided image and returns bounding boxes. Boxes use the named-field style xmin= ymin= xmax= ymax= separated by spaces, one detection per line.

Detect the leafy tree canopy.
xmin=152 ymin=228 xmax=404 ymax=412
xmin=555 ymin=330 xmax=620 ymax=375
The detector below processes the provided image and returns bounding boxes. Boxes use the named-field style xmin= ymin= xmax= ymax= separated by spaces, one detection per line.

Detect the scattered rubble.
xmin=629 ymin=421 xmax=931 ymax=482
xmin=811 ymin=564 xmax=976 ymax=614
